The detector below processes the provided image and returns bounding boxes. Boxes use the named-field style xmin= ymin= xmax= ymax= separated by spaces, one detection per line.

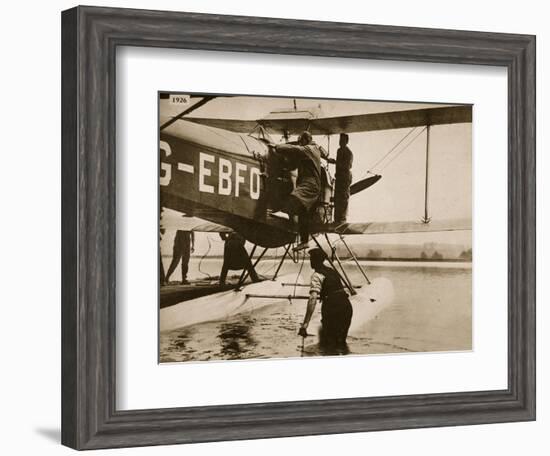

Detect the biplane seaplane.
xmin=159 ymin=94 xmax=472 ymax=338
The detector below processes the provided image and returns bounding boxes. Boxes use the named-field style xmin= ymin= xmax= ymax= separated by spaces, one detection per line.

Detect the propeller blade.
xmin=350 ymin=174 xmax=382 ymax=196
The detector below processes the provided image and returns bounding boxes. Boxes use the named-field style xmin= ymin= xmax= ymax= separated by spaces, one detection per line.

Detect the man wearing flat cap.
xmin=273 ymin=131 xmax=322 ymax=249
xmin=298 ymin=248 xmax=353 ymax=348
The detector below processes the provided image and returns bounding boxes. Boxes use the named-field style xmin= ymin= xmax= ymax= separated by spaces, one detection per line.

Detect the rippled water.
xmin=159 ymin=259 xmax=472 ymax=363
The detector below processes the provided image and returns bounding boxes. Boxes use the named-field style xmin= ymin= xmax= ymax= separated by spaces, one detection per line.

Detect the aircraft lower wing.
xmin=160 ymin=215 xmax=233 ymax=233
xmin=335 ymin=218 xmax=471 ymax=235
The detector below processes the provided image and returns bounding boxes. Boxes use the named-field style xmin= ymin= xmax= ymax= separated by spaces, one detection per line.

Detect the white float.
xmin=159 ymin=273 xmax=394 ymax=336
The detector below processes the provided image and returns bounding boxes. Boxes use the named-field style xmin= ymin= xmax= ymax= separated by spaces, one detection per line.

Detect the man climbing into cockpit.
xmin=271 ymin=131 xmax=322 ymax=250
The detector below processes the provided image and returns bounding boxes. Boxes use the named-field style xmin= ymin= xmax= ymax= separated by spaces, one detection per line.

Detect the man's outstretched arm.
xmin=302 ymin=291 xmax=318 ymax=328
xmin=274 ymin=143 xmax=306 ymax=161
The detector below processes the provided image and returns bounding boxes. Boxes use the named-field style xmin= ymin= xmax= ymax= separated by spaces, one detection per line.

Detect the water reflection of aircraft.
xmin=159 ymin=95 xmax=472 ymax=334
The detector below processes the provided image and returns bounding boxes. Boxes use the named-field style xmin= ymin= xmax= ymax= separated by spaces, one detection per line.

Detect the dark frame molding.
xmin=61 ymin=6 xmax=536 ymax=450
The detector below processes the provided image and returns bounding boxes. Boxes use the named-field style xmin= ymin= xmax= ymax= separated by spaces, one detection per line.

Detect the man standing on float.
xmin=333 ymin=133 xmax=354 ymax=224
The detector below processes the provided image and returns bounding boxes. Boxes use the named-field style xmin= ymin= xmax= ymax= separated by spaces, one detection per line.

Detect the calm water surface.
xmin=159 ymin=258 xmax=472 ymax=362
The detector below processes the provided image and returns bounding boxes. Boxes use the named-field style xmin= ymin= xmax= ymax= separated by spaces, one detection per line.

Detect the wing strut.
xmin=272 ymin=243 xmax=293 ymax=280
xmin=325 ymin=234 xmax=355 ymax=294
xmin=311 ymin=236 xmax=357 ymax=296
xmin=338 ymin=234 xmax=371 ymax=285
xmin=160 ymin=96 xmax=217 ymax=131
xmin=235 ymin=245 xmax=269 ymax=289
xmin=422 ymin=125 xmax=431 ymax=223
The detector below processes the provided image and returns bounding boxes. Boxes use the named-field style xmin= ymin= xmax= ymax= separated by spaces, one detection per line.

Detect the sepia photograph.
xmin=158 ymin=93 xmax=472 ymax=363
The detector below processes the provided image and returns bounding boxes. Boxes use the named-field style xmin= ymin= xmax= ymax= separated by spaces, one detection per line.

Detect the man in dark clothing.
xmin=165 ymin=230 xmax=194 ymax=284
xmin=219 ymin=232 xmax=261 ymax=285
xmin=274 ymin=131 xmax=322 ymax=248
xmin=333 ymin=133 xmax=354 ymax=224
xmin=298 ymin=248 xmax=353 ymax=348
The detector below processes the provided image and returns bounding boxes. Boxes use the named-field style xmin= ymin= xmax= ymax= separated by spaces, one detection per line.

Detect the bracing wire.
xmin=197 ymin=234 xmax=214 ymax=279
xmin=378 ymin=126 xmax=427 ymax=172
xmin=203 ymin=124 xmax=246 ymax=150
xmin=258 ymin=248 xmax=279 ymax=275
xmin=363 ymin=127 xmax=418 ymax=176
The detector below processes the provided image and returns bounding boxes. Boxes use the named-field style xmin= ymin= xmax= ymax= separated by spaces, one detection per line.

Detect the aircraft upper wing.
xmin=182 ymin=105 xmax=472 ymax=136
xmin=335 ymin=217 xmax=471 ymax=235
xmin=170 ymin=118 xmax=259 ymax=134
xmin=308 ymin=105 xmax=472 ymax=135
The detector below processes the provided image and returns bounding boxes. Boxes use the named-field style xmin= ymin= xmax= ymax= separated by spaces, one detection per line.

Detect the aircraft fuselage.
xmin=160 ymin=120 xmax=296 ymax=247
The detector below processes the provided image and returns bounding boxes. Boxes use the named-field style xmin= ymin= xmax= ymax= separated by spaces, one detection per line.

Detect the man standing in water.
xmin=333 ymin=133 xmax=354 ymax=224
xmin=298 ymin=248 xmax=353 ymax=348
xmin=165 ymin=230 xmax=194 ymax=284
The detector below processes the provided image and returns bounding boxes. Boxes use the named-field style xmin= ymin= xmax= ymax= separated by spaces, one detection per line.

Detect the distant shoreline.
xmin=352 ymin=257 xmax=471 ymax=263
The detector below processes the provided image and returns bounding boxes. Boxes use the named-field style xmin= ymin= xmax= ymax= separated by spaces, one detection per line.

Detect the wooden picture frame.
xmin=61 ymin=5 xmax=536 ymax=450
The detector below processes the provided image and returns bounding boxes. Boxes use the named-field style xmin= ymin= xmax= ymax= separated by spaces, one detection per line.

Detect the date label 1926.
xmin=169 ymin=94 xmax=190 ymax=105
